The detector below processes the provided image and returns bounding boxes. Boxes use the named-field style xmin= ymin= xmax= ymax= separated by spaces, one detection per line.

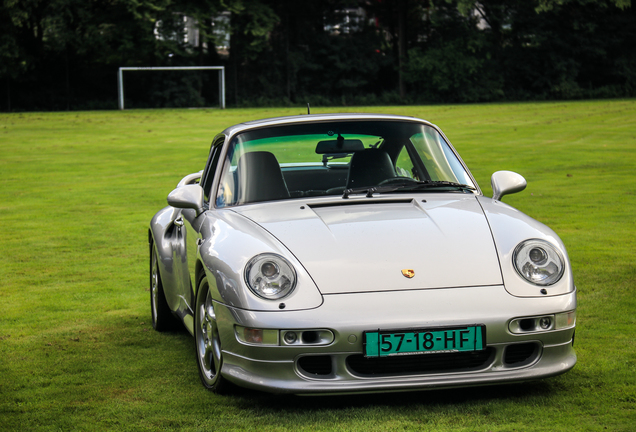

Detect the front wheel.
xmin=195 ymin=277 xmax=230 ymax=393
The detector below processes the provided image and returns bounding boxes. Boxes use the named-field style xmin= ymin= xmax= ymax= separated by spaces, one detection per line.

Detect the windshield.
xmin=215 ymin=120 xmax=476 ymax=207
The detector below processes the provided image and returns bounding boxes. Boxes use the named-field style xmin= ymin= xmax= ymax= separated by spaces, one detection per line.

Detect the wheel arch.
xmin=194 ymin=259 xmax=207 ymax=299
xmin=148 ymin=225 xmax=171 ymax=295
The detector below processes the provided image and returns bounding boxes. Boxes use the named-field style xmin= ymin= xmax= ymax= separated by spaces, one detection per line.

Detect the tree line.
xmin=1 ymin=0 xmax=634 ymax=111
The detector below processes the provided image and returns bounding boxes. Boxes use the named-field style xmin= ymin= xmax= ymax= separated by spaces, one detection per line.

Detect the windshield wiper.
xmin=342 ymin=180 xmax=475 ymax=199
xmin=342 ymin=185 xmax=402 ymax=199
xmin=404 ymin=180 xmax=476 ymax=191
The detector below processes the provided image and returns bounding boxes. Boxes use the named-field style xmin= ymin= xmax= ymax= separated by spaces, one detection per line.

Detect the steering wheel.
xmin=379 ymin=176 xmax=419 ymax=186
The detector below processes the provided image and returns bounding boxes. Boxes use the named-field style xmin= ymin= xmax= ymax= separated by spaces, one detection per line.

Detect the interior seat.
xmin=346 ymin=149 xmax=397 ymax=189
xmin=236 ymin=151 xmax=290 ymax=204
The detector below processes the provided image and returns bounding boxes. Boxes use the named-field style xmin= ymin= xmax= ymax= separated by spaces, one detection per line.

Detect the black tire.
xmin=150 ymin=241 xmax=178 ymax=332
xmin=194 ymin=276 xmax=231 ymax=393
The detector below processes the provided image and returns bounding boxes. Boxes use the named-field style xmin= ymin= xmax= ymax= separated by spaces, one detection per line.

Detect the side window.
xmin=201 ymin=139 xmax=224 ymax=203
xmin=215 ymin=139 xmax=242 ymax=208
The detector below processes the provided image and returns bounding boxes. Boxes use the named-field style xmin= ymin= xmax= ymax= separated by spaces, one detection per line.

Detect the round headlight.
xmin=261 ymin=261 xmax=279 ymax=278
xmin=245 ymin=254 xmax=297 ymax=300
xmin=513 ymin=239 xmax=565 ymax=286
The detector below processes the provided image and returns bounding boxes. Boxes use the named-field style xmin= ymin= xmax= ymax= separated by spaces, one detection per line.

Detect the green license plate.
xmin=364 ymin=325 xmax=486 ymax=358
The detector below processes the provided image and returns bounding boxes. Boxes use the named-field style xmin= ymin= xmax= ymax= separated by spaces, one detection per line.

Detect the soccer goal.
xmin=117 ymin=66 xmax=225 ymax=110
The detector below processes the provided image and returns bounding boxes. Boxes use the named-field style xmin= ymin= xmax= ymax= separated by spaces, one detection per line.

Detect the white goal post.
xmin=117 ymin=66 xmax=225 ymax=110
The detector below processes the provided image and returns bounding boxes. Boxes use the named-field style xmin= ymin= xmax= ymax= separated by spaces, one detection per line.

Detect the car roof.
xmin=220 ymin=113 xmax=437 ymax=137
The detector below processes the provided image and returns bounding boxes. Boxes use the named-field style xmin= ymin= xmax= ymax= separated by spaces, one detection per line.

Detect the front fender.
xmin=149 ymin=206 xmax=191 ymax=314
xmin=198 ymin=208 xmax=324 ymax=312
xmin=477 ymin=196 xmax=575 ymax=298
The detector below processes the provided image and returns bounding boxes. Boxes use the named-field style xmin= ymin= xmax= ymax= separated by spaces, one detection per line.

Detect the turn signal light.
xmin=235 ymin=326 xmax=278 ymax=345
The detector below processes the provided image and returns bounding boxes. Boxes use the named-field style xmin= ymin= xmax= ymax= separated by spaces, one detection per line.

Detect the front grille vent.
xmin=298 ymin=355 xmax=333 ymax=376
xmin=503 ymin=343 xmax=539 ymax=366
xmin=346 ymin=348 xmax=495 ymax=376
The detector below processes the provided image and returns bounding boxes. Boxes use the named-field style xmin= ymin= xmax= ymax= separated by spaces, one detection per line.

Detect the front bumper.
xmin=214 ymin=285 xmax=576 ymax=394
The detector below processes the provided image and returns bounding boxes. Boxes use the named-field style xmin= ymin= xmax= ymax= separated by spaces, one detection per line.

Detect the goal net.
xmin=117 ymin=66 xmax=225 ymax=110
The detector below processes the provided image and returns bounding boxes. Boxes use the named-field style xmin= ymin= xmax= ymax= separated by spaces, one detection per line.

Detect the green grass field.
xmin=1 ymin=101 xmax=635 ymax=431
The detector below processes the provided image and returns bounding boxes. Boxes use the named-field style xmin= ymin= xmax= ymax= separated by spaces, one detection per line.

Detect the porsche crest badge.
xmin=401 ymin=269 xmax=415 ymax=278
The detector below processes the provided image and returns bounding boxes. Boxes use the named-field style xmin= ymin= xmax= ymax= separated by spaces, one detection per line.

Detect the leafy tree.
xmin=401 ymin=1 xmax=503 ymax=102
xmin=0 ymin=0 xmax=634 ymax=110
xmin=402 ymin=0 xmax=635 ymax=102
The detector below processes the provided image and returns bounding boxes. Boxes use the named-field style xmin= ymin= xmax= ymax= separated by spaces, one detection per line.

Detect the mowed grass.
xmin=1 ymin=101 xmax=635 ymax=431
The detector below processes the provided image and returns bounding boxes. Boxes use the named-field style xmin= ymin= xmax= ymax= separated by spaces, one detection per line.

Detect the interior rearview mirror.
xmin=315 ymin=138 xmax=364 ymax=154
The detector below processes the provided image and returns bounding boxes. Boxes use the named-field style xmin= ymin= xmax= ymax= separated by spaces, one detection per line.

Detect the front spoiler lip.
xmin=220 ymin=343 xmax=576 ymax=395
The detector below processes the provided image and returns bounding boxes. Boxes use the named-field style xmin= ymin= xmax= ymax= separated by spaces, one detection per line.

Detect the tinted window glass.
xmin=201 ymin=141 xmax=223 ymax=203
xmin=216 ymin=121 xmax=475 ymax=207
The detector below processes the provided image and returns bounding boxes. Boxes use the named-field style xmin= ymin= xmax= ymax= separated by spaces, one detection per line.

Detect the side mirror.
xmin=167 ymin=184 xmax=205 ymax=215
xmin=491 ymin=171 xmax=526 ymax=201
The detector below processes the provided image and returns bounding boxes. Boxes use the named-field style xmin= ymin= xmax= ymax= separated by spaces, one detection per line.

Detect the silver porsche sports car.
xmin=149 ymin=113 xmax=576 ymax=394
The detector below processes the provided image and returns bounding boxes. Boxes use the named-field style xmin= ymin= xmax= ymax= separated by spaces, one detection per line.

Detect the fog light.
xmin=509 ymin=315 xmax=556 ymax=334
xmin=284 ymin=331 xmax=298 ymax=344
xmin=539 ymin=317 xmax=552 ymax=329
xmin=519 ymin=319 xmax=534 ymax=331
xmin=302 ymin=331 xmax=319 ymax=344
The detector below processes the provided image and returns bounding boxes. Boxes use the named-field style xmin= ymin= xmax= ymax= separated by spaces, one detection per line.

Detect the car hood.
xmin=233 ymin=195 xmax=503 ymax=294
